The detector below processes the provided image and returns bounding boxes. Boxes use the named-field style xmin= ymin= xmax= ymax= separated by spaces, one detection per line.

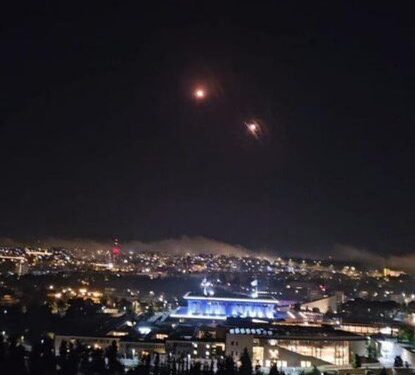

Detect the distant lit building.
xmin=300 ymin=292 xmax=344 ymax=314
xmin=171 ymin=291 xmax=295 ymax=321
xmin=226 ymin=326 xmax=366 ymax=368
xmin=54 ymin=334 xmax=121 ymax=353
xmin=338 ymin=322 xmax=399 ymax=337
xmin=383 ymin=268 xmax=405 ymax=278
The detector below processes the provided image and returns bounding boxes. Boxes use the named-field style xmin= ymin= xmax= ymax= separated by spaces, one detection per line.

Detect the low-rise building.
xmin=225 ymin=325 xmax=366 ymax=369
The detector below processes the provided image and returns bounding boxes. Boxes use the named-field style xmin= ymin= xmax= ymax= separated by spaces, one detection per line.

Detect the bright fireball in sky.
xmin=248 ymin=123 xmax=257 ymax=132
xmin=245 ymin=121 xmax=262 ymax=139
xmin=194 ymin=88 xmax=206 ymax=99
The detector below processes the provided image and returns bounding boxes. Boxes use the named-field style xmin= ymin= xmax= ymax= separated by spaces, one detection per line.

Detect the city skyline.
xmin=2 ymin=3 xmax=415 ymax=374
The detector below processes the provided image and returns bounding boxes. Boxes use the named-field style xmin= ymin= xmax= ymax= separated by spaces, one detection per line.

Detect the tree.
xmin=67 ymin=342 xmax=80 ymax=375
xmin=59 ymin=340 xmax=70 ymax=375
xmin=171 ymin=357 xmax=177 ymax=375
xmin=144 ymin=353 xmax=151 ymax=375
xmin=29 ymin=342 xmax=43 ymax=375
xmin=217 ymin=357 xmax=226 ymax=375
xmin=309 ymin=365 xmax=321 ymax=375
xmin=79 ymin=346 xmax=91 ymax=375
xmin=177 ymin=355 xmax=184 ymax=375
xmin=394 ymin=356 xmax=403 ymax=368
xmin=9 ymin=338 xmax=27 ymax=375
xmin=128 ymin=355 xmax=149 ymax=375
xmin=59 ymin=340 xmax=68 ymax=358
xmin=269 ymin=363 xmax=279 ymax=375
xmin=225 ymin=356 xmax=236 ymax=375
xmin=399 ymin=327 xmax=415 ymax=343
xmin=153 ymin=353 xmax=160 ymax=375
xmin=42 ymin=337 xmax=57 ymax=374
xmin=239 ymin=348 xmax=252 ymax=375
xmin=209 ymin=360 xmax=214 ymax=375
xmin=90 ymin=348 xmax=106 ymax=374
xmin=366 ymin=339 xmax=378 ymax=361
xmin=380 ymin=367 xmax=387 ymax=375
xmin=0 ymin=336 xmax=7 ymax=371
xmin=324 ymin=307 xmax=335 ymax=319
xmin=254 ymin=362 xmax=261 ymax=375
xmin=190 ymin=362 xmax=201 ymax=375
xmin=107 ymin=340 xmax=124 ymax=374
xmin=353 ymin=354 xmax=361 ymax=368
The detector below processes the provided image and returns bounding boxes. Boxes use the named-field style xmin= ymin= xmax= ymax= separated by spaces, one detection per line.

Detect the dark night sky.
xmin=1 ymin=2 xmax=415 ymax=254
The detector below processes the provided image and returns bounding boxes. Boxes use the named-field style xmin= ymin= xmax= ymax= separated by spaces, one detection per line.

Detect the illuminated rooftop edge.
xmin=183 ymin=292 xmax=282 ymax=305
xmin=170 ymin=313 xmax=227 ymax=320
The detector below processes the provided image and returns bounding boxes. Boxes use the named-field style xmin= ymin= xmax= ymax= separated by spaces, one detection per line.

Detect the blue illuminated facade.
xmin=171 ymin=292 xmax=293 ymax=320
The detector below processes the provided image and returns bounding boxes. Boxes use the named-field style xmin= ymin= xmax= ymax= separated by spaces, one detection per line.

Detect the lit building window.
xmin=276 ymin=360 xmax=287 ymax=368
xmin=269 ymin=349 xmax=279 ymax=359
xmin=253 ymin=346 xmax=264 ymax=366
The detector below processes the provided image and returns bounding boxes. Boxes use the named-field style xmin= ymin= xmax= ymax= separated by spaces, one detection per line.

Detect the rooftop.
xmin=228 ymin=325 xmax=365 ymax=340
xmin=184 ymin=291 xmax=293 ymax=305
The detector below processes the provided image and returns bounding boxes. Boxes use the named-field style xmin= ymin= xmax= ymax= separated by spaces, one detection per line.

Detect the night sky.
xmin=1 ymin=2 xmax=415 ymax=255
